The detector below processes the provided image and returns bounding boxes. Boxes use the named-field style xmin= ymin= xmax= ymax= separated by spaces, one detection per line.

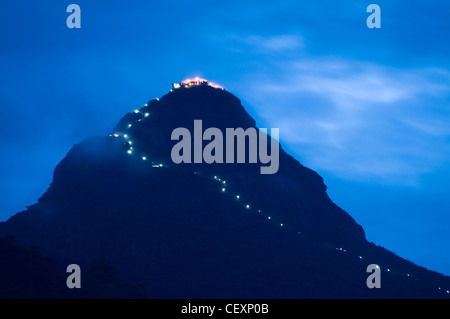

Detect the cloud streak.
xmin=238 ymin=55 xmax=450 ymax=185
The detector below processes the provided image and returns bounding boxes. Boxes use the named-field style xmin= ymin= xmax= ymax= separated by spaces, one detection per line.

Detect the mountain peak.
xmin=1 ymin=82 xmax=449 ymax=298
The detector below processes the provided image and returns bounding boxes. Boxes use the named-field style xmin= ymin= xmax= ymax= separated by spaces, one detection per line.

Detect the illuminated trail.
xmin=108 ymin=86 xmax=449 ymax=296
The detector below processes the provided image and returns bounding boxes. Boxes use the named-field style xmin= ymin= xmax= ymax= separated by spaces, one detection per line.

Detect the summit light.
xmin=134 ymin=109 xmax=140 ymax=114
xmin=174 ymin=77 xmax=224 ymax=90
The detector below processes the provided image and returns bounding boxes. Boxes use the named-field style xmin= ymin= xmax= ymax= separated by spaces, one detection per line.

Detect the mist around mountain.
xmin=1 ymin=83 xmax=449 ymax=298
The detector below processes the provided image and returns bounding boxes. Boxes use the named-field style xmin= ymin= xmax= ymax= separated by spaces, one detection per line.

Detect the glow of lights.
xmin=246 ymin=205 xmax=250 ymax=209
xmin=144 ymin=103 xmax=148 ymax=107
xmin=142 ymin=156 xmax=147 ymax=160
xmin=144 ymin=113 xmax=149 ymax=117
xmin=177 ymin=77 xmax=224 ymax=90
xmin=124 ymin=134 xmax=129 ymax=139
xmin=221 ymin=188 xmax=225 ymax=192
xmin=236 ymin=195 xmax=240 ymax=199
xmin=358 ymin=256 xmax=363 ymax=259
xmin=156 ymin=98 xmax=159 ymax=101
xmin=113 ymin=133 xmax=120 ymax=137
xmin=387 ymin=269 xmax=390 ymax=272
xmin=159 ymin=164 xmax=163 ymax=167
xmin=128 ymin=124 xmax=132 ymax=128
xmin=134 ymin=109 xmax=139 ymax=113
xmin=280 ymin=223 xmax=283 ymax=227
xmin=127 ymin=150 xmax=132 ymax=154
xmin=268 ymin=217 xmax=271 ymax=220
xmin=222 ymin=181 xmax=226 ymax=184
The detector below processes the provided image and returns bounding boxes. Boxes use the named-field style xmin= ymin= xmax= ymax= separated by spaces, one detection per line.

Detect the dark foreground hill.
xmin=1 ymin=83 xmax=449 ymax=298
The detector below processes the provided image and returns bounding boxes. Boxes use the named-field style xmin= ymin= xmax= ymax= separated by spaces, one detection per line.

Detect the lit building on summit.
xmin=172 ymin=77 xmax=224 ymax=90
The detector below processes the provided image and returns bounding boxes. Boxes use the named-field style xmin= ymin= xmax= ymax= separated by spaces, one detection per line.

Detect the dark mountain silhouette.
xmin=0 ymin=235 xmax=148 ymax=298
xmin=1 ymin=83 xmax=449 ymax=298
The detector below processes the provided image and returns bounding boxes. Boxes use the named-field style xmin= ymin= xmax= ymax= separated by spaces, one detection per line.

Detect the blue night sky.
xmin=1 ymin=1 xmax=450 ymax=275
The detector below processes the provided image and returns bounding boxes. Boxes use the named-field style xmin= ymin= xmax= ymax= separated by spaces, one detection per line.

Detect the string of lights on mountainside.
xmin=109 ymin=79 xmax=449 ymax=296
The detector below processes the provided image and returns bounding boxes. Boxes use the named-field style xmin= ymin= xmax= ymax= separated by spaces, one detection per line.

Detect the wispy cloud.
xmin=243 ymin=34 xmax=304 ymax=52
xmin=237 ymin=56 xmax=450 ymax=185
xmin=226 ymin=34 xmax=304 ymax=54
